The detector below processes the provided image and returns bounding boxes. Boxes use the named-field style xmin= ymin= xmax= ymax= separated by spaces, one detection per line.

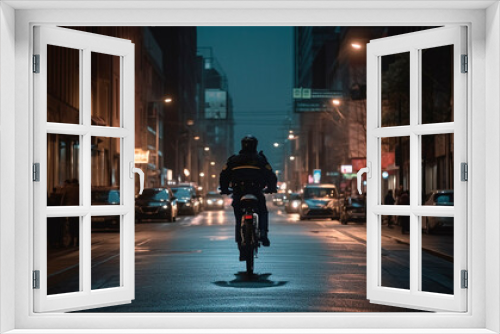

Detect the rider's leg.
xmin=232 ymin=199 xmax=242 ymax=244
xmin=257 ymin=194 xmax=270 ymax=246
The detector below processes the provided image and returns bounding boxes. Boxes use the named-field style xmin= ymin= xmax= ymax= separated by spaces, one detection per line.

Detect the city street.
xmin=45 ymin=204 xmax=453 ymax=313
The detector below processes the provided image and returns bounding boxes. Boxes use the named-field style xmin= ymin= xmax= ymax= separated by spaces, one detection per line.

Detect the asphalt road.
xmin=46 ymin=205 xmax=449 ymax=313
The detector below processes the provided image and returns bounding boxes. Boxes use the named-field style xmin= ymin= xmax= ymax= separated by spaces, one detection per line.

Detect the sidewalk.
xmin=336 ymin=223 xmax=453 ymax=262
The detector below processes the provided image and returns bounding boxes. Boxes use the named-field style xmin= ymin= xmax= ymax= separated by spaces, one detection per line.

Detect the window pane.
xmin=47 ymin=134 xmax=80 ymax=206
xmin=421 ymin=216 xmax=454 ymax=294
xmin=381 ymin=137 xmax=410 ymax=205
xmin=381 ymin=215 xmax=410 ymax=290
xmin=381 ymin=52 xmax=410 ymax=127
xmin=91 ymin=52 xmax=121 ymax=127
xmin=91 ymin=216 xmax=121 ymax=290
xmin=47 ymin=45 xmax=80 ymax=124
xmin=47 ymin=217 xmax=80 ymax=295
xmin=421 ymin=134 xmax=454 ymax=205
xmin=91 ymin=137 xmax=120 ymax=205
xmin=421 ymin=45 xmax=454 ymax=124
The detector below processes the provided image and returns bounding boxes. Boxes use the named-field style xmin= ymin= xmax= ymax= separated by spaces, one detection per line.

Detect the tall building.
xmin=195 ymin=50 xmax=235 ymax=192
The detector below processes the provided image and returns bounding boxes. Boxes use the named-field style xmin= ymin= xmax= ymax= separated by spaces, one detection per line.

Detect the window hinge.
xmin=461 ymin=54 xmax=468 ymax=73
xmin=33 ymin=54 xmax=40 ymax=73
xmin=33 ymin=270 xmax=40 ymax=289
xmin=461 ymin=270 xmax=468 ymax=289
xmin=461 ymin=162 xmax=468 ymax=181
xmin=33 ymin=163 xmax=40 ymax=182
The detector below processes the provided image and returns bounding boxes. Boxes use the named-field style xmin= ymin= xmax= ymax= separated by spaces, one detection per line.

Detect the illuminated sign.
xmin=134 ymin=149 xmax=150 ymax=163
xmin=205 ymin=89 xmax=227 ymax=119
xmin=313 ymin=169 xmax=321 ymax=184
xmin=341 ymin=165 xmax=353 ymax=174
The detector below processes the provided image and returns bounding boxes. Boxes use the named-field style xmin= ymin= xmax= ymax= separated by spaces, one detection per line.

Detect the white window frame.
xmin=0 ymin=1 xmax=498 ymax=333
xmin=33 ymin=26 xmax=136 ymax=313
xmin=366 ymin=26 xmax=467 ymax=312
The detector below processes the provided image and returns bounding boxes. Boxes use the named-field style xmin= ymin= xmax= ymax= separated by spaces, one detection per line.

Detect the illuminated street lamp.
xmin=210 ymin=161 xmax=216 ymax=166
xmin=183 ymin=169 xmax=190 ymax=177
xmin=332 ymin=99 xmax=341 ymax=106
xmin=199 ymin=172 xmax=205 ymax=177
xmin=290 ymin=156 xmax=296 ymax=161
xmin=288 ymin=134 xmax=295 ymax=140
xmin=211 ymin=174 xmax=216 ymax=178
xmin=273 ymin=142 xmax=280 ymax=147
xmin=204 ymin=147 xmax=210 ymax=151
xmin=351 ymin=43 xmax=362 ymax=50
xmin=164 ymin=97 xmax=173 ymax=103
xmin=186 ymin=119 xmax=194 ymax=126
xmin=194 ymin=136 xmax=200 ymax=141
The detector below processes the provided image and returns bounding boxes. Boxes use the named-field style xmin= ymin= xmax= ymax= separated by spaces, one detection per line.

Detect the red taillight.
xmin=244 ymin=214 xmax=253 ymax=220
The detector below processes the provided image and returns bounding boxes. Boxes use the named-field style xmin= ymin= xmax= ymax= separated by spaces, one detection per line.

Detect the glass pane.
xmin=381 ymin=52 xmax=410 ymax=127
xmin=91 ymin=216 xmax=121 ymax=290
xmin=381 ymin=215 xmax=410 ymax=289
xmin=47 ymin=217 xmax=80 ymax=295
xmin=91 ymin=137 xmax=120 ymax=205
xmin=47 ymin=134 xmax=80 ymax=206
xmin=47 ymin=45 xmax=80 ymax=124
xmin=381 ymin=137 xmax=410 ymax=205
xmin=421 ymin=216 xmax=454 ymax=294
xmin=421 ymin=45 xmax=454 ymax=124
xmin=91 ymin=52 xmax=121 ymax=127
xmin=421 ymin=134 xmax=454 ymax=205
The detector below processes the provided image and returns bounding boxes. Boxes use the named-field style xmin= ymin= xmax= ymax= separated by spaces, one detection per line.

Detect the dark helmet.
xmin=241 ymin=135 xmax=258 ymax=152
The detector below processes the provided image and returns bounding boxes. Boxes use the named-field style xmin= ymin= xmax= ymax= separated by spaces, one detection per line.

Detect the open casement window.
xmin=365 ymin=26 xmax=467 ymax=312
xmin=33 ymin=26 xmax=138 ymax=312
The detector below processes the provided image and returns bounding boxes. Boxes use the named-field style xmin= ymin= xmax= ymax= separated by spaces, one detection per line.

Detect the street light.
xmin=210 ymin=161 xmax=215 ymax=166
xmin=164 ymin=97 xmax=173 ymax=103
xmin=290 ymin=156 xmax=296 ymax=161
xmin=194 ymin=136 xmax=200 ymax=141
xmin=351 ymin=43 xmax=362 ymax=50
xmin=204 ymin=147 xmax=210 ymax=151
xmin=288 ymin=134 xmax=295 ymax=140
xmin=199 ymin=172 xmax=205 ymax=177
xmin=332 ymin=99 xmax=341 ymax=106
xmin=273 ymin=142 xmax=280 ymax=147
xmin=183 ymin=169 xmax=190 ymax=177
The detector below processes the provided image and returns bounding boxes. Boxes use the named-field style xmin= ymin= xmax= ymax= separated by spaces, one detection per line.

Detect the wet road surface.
xmin=66 ymin=205 xmax=453 ymax=313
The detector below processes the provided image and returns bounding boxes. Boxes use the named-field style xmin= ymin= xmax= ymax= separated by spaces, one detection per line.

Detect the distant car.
xmin=340 ymin=195 xmax=366 ymax=225
xmin=422 ymin=190 xmax=454 ymax=234
xmin=299 ymin=184 xmax=340 ymax=220
xmin=135 ymin=188 xmax=178 ymax=222
xmin=91 ymin=188 xmax=120 ymax=231
xmin=171 ymin=186 xmax=201 ymax=215
xmin=272 ymin=193 xmax=286 ymax=206
xmin=204 ymin=192 xmax=225 ymax=210
xmin=284 ymin=193 xmax=302 ymax=213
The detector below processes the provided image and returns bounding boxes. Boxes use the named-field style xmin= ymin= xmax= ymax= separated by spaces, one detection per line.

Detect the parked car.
xmin=91 ymin=187 xmax=120 ymax=231
xmin=135 ymin=188 xmax=178 ymax=222
xmin=204 ymin=191 xmax=225 ymax=210
xmin=299 ymin=184 xmax=340 ymax=220
xmin=171 ymin=186 xmax=201 ymax=215
xmin=284 ymin=193 xmax=302 ymax=213
xmin=422 ymin=190 xmax=454 ymax=234
xmin=340 ymin=195 xmax=366 ymax=225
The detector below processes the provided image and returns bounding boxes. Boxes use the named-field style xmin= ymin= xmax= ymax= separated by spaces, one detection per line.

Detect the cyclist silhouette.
xmin=219 ymin=135 xmax=277 ymax=248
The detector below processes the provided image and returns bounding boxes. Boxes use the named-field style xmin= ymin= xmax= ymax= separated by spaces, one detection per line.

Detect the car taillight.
xmin=245 ymin=214 xmax=253 ymax=220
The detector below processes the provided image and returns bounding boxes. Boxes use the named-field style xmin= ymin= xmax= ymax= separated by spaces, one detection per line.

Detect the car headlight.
xmin=217 ymin=200 xmax=223 ymax=205
xmin=207 ymin=199 xmax=213 ymax=204
xmin=186 ymin=202 xmax=191 ymax=206
xmin=301 ymin=203 xmax=308 ymax=209
xmin=162 ymin=204 xmax=169 ymax=209
xmin=292 ymin=201 xmax=299 ymax=208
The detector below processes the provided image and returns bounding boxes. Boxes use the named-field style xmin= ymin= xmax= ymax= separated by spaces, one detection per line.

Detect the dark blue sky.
xmin=197 ymin=27 xmax=294 ymax=170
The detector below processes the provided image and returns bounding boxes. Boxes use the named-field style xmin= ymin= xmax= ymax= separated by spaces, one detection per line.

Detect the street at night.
xmin=39 ymin=203 xmax=451 ymax=313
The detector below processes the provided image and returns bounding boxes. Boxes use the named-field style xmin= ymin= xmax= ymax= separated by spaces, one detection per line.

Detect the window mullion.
xmin=409 ymin=47 xmax=420 ymax=295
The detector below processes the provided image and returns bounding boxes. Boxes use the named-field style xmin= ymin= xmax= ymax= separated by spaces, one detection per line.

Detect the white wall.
xmin=0 ymin=2 xmax=16 ymax=333
xmin=486 ymin=2 xmax=500 ymax=333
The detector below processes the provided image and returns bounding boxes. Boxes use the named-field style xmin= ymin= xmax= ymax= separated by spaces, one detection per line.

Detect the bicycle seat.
xmin=240 ymin=194 xmax=258 ymax=202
